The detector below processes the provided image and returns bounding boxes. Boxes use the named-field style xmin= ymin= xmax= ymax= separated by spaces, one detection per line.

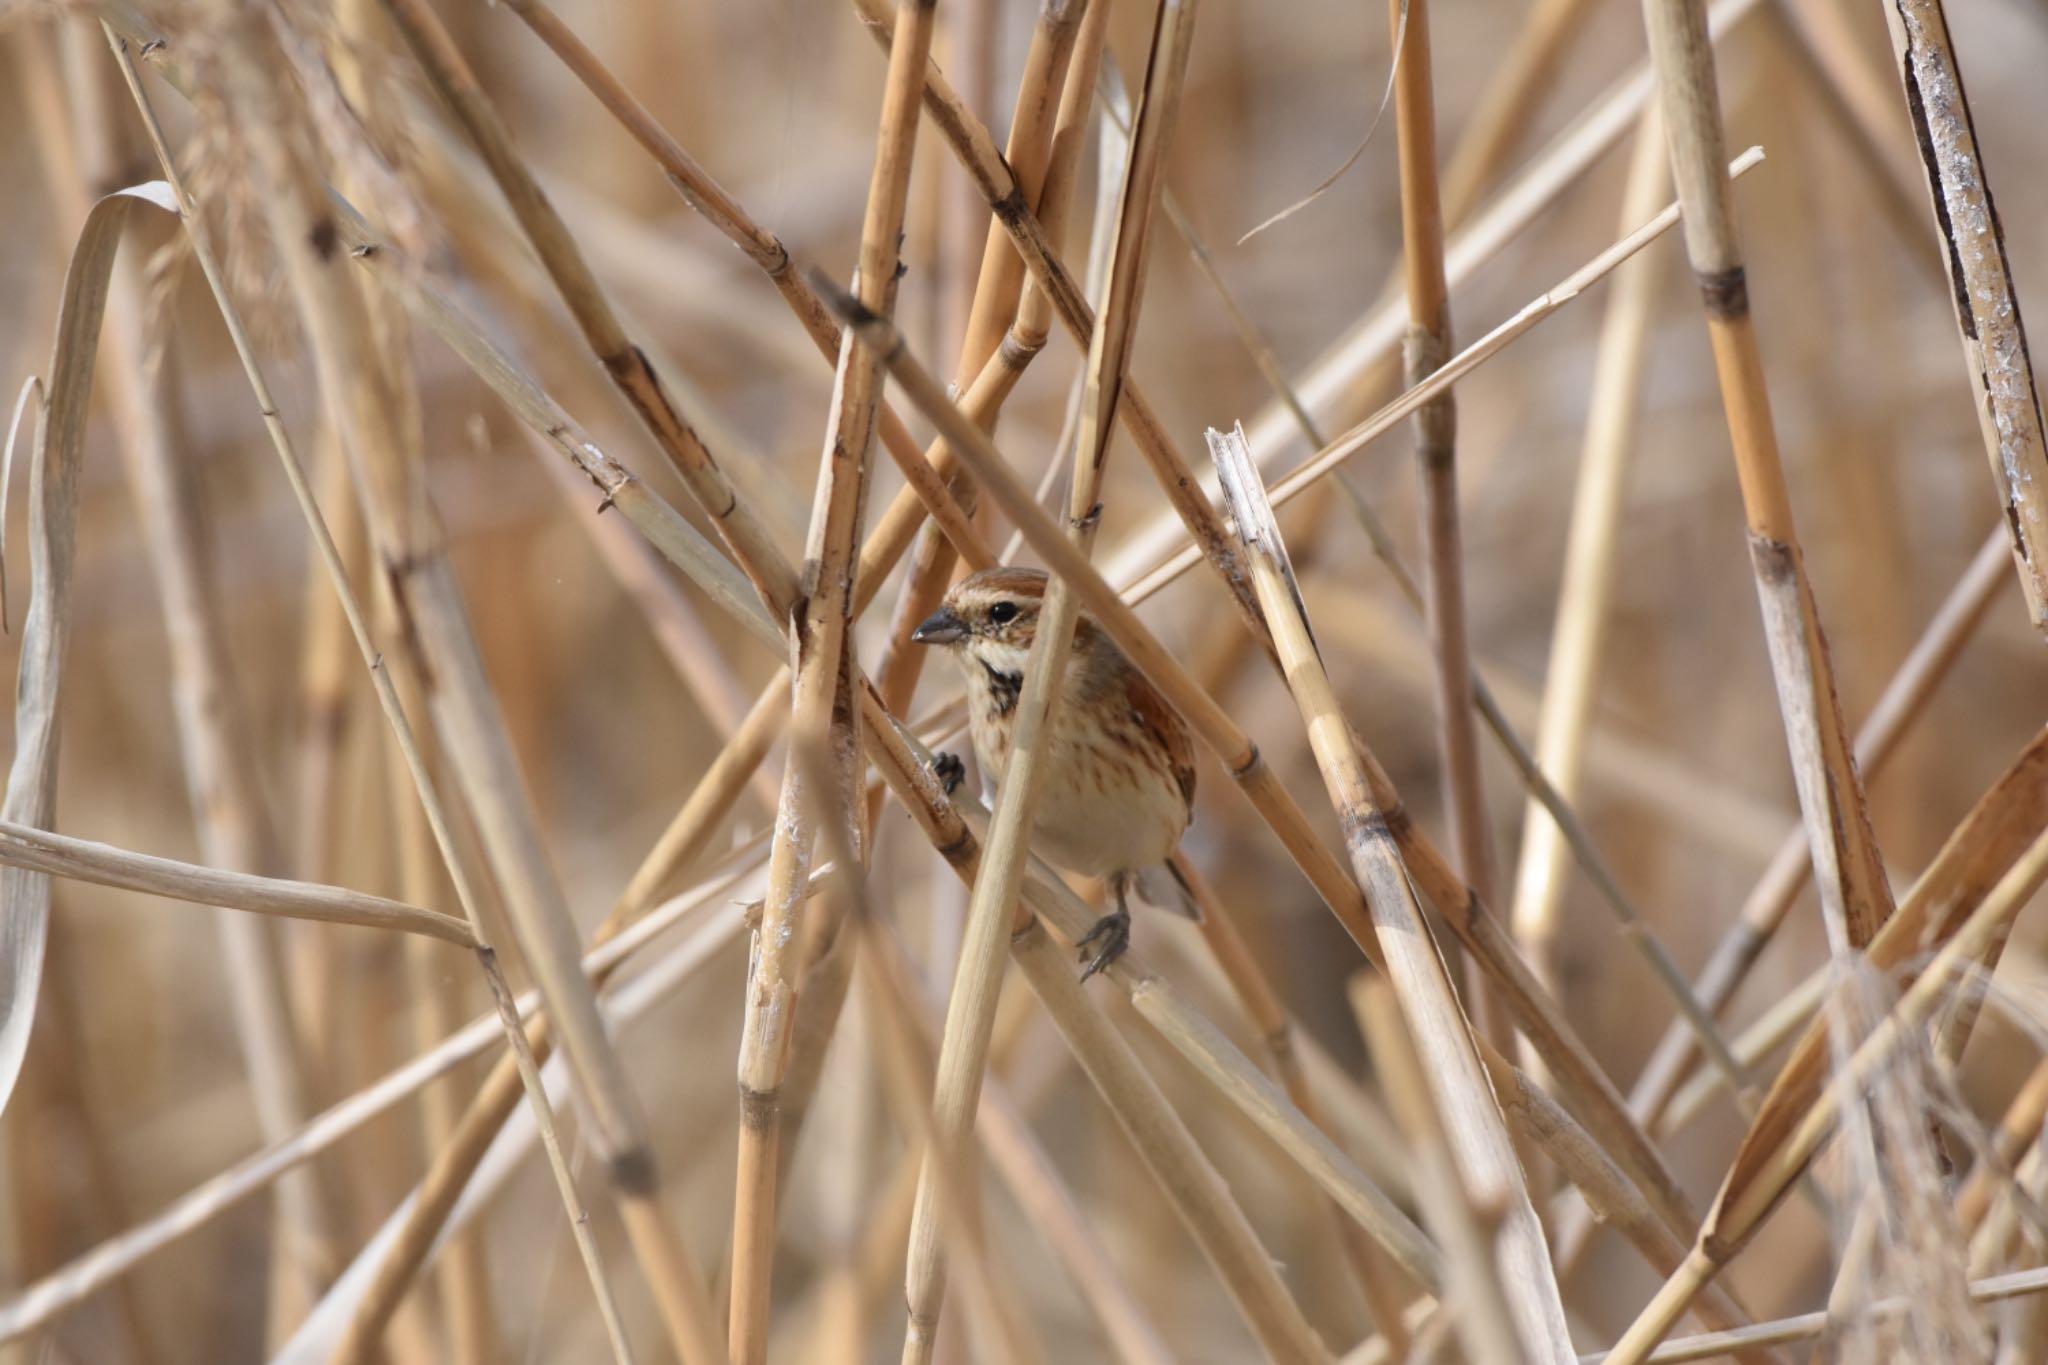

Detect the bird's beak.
xmin=911 ymin=605 xmax=967 ymax=645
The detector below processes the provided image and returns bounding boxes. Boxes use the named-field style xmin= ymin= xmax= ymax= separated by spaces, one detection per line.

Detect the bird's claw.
xmin=931 ymin=750 xmax=965 ymax=795
xmin=1076 ymin=907 xmax=1131 ymax=982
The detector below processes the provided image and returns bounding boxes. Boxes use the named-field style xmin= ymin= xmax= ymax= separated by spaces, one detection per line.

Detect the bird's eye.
xmin=989 ymin=601 xmax=1019 ymax=625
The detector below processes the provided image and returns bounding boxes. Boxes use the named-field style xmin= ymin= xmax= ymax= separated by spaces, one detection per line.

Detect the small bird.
xmin=911 ymin=566 xmax=1196 ymax=978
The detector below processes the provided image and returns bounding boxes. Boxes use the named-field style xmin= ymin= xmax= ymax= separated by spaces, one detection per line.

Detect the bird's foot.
xmin=931 ymin=750 xmax=965 ymax=795
xmin=1076 ymin=906 xmax=1131 ymax=982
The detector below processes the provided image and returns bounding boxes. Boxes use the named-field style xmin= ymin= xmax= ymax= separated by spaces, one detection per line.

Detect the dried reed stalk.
xmin=1352 ymin=977 xmax=1521 ymax=1365
xmin=1175 ymin=853 xmax=1416 ymax=1342
xmin=1640 ymin=0 xmax=1891 ymax=954
xmin=0 ymin=177 xmax=166 ymax=1128
xmin=1509 ymin=109 xmax=1667 ymax=1023
xmin=1386 ymin=0 xmax=1503 ymax=1052
xmin=38 ymin=42 xmax=336 ymax=1331
xmin=1873 ymin=0 xmax=2048 ymax=628
xmin=1207 ymin=423 xmax=1573 ymax=1360
xmin=0 ymin=843 xmax=756 ymax=1346
xmin=0 ymin=822 xmax=475 ymax=946
xmin=852 ymin=914 xmax=1176 ymax=1365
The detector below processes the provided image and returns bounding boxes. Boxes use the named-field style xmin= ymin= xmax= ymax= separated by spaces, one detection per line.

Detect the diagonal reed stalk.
xmin=1351 ymin=976 xmax=1521 ymax=1365
xmin=1206 ymin=422 xmax=1574 ymax=1360
xmin=1556 ymin=525 xmax=2012 ymax=1268
xmin=0 ymin=822 xmax=476 ymax=946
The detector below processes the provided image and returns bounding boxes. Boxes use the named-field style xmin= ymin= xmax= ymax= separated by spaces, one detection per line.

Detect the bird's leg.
xmin=930 ymin=750 xmax=966 ymax=795
xmin=1077 ymin=873 xmax=1132 ymax=981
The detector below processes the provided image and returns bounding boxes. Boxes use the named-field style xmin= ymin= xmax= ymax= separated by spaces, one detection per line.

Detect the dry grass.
xmin=5 ymin=0 xmax=2048 ymax=1360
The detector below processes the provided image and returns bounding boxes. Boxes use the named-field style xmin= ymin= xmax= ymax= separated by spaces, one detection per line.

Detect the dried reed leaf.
xmin=0 ymin=180 xmax=176 ymax=1120
xmin=0 ymin=376 xmax=42 ymax=634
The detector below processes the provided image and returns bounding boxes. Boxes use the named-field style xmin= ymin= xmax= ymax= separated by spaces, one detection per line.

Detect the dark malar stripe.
xmin=981 ymin=660 xmax=1023 ymax=716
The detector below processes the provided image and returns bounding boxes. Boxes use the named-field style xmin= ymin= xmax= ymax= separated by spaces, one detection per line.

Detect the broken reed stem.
xmin=1387 ymin=0 xmax=1504 ymax=1051
xmin=1641 ymin=0 xmax=1892 ymax=955
xmin=1352 ymin=977 xmax=1521 ymax=1365
xmin=1603 ymin=823 xmax=2048 ymax=1365
xmin=728 ymin=0 xmax=931 ymax=1354
xmin=0 ymin=821 xmax=475 ymax=946
xmin=1207 ymin=423 xmax=1573 ymax=1362
xmin=1873 ymin=0 xmax=2048 ymax=628
xmin=105 ymin=31 xmax=650 ymax=1363
xmin=1509 ymin=109 xmax=1666 ymax=1028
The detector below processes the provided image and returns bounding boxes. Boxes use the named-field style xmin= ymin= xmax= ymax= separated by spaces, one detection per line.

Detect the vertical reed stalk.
xmin=1387 ymin=0 xmax=1503 ymax=1049
xmin=1639 ymin=0 xmax=1892 ymax=955
xmin=727 ymin=0 xmax=933 ymax=1353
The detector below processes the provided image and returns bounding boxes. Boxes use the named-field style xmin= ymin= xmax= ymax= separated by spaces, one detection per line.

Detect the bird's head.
xmin=911 ymin=567 xmax=1049 ymax=673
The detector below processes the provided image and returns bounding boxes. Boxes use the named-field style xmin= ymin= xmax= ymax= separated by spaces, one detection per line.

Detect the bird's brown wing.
xmin=1126 ymin=669 xmax=1196 ymax=809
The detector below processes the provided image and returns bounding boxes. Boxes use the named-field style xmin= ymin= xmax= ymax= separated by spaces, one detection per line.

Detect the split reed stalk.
xmin=1872 ymin=0 xmax=2048 ymax=627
